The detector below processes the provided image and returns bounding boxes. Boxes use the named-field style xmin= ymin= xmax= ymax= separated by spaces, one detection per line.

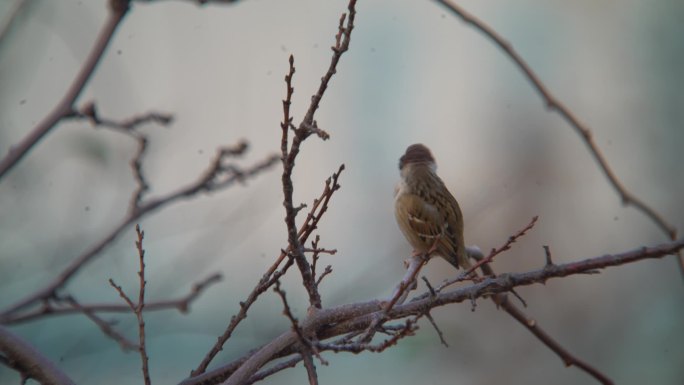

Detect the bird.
xmin=394 ymin=143 xmax=471 ymax=270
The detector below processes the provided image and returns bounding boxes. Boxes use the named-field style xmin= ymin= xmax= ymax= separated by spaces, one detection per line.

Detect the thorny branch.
xmin=434 ymin=0 xmax=683 ymax=278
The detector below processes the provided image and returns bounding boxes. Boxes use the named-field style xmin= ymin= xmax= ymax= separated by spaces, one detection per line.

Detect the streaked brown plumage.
xmin=394 ymin=144 xmax=470 ymax=270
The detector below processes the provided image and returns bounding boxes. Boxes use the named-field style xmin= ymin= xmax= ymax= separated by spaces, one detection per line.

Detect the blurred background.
xmin=1 ymin=0 xmax=683 ymax=384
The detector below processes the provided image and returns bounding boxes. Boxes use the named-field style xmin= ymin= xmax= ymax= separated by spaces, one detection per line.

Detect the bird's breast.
xmin=394 ymin=178 xmax=409 ymax=199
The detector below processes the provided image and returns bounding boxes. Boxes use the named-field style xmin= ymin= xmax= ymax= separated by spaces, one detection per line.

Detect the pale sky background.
xmin=1 ymin=0 xmax=683 ymax=384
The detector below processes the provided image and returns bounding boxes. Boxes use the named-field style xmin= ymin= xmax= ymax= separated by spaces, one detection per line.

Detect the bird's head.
xmin=399 ymin=143 xmax=437 ymax=177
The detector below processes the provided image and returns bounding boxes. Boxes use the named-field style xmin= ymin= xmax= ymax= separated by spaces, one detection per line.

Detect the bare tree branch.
xmin=280 ymin=0 xmax=356 ymax=309
xmin=69 ymin=102 xmax=173 ymax=132
xmin=433 ymin=0 xmax=683 ymax=278
xmin=0 ymin=145 xmax=277 ymax=321
xmin=273 ymin=281 xmax=324 ymax=384
xmin=3 ymin=1 xmax=677 ymax=384
xmin=108 ymin=225 xmax=152 ymax=385
xmin=179 ymin=238 xmax=683 ymax=385
xmin=438 ymin=216 xmax=539 ymax=292
xmin=191 ymin=166 xmax=344 ymax=376
xmin=134 ymin=225 xmax=152 ymax=385
xmin=495 ymin=294 xmax=613 ymax=385
xmin=457 ymin=246 xmax=615 ymax=385
xmin=0 ymin=325 xmax=76 ymax=385
xmin=134 ymin=0 xmax=242 ymax=5
xmin=2 ymin=274 xmax=221 ymax=325
xmin=67 ymin=102 xmax=175 ymax=211
xmin=0 ymin=0 xmax=28 ymax=46
xmin=64 ymin=295 xmax=138 ymax=352
xmin=246 ymin=356 xmax=302 ymax=385
xmin=0 ymin=0 xmax=130 ymax=179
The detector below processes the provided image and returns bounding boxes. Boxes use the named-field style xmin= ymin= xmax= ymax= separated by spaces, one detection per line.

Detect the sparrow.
xmin=394 ymin=143 xmax=470 ymax=270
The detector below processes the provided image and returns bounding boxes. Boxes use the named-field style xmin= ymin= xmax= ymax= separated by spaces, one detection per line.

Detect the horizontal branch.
xmin=1 ymin=150 xmax=277 ymax=319
xmin=179 ymin=238 xmax=684 ymax=385
xmin=2 ymin=274 xmax=222 ymax=325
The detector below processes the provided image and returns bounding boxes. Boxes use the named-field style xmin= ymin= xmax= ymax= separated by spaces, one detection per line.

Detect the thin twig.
xmin=357 ymin=256 xmax=425 ymax=344
xmin=71 ymin=102 xmax=173 ymax=132
xmin=63 ymin=296 xmax=138 ymax=352
xmin=421 ymin=277 xmax=449 ymax=347
xmin=273 ymin=282 xmax=311 ymax=357
xmin=220 ymin=0 xmax=359 ymax=369
xmin=0 ymin=0 xmax=130 ymax=179
xmin=434 ymin=0 xmax=682 ymax=278
xmin=424 ymin=312 xmax=448 ymax=347
xmin=273 ymin=279 xmax=328 ymax=368
xmin=279 ymin=0 xmax=356 ymax=310
xmin=495 ymin=295 xmax=613 ymax=385
xmin=301 ymin=0 xmax=356 ymax=126
xmin=310 ymin=236 xmax=336 ymax=290
xmin=190 ymin=166 xmax=343 ymax=376
xmin=279 ymin=52 xmax=320 ymax=308
xmin=469 ymin=216 xmax=538 ymax=275
xmin=2 ymin=274 xmax=221 ymax=325
xmin=1 ymin=148 xmax=278 ymax=320
xmin=130 ymin=136 xmax=150 ymax=212
xmin=178 ymin=236 xmax=684 ymax=385
xmin=0 ymin=0 xmax=28 ymax=46
xmin=105 ymin=225 xmax=152 ymax=384
xmin=544 ymin=245 xmax=554 ymax=266
xmin=362 ymin=318 xmax=419 ymax=353
xmin=67 ymin=102 xmax=174 ymax=212
xmin=315 ymin=318 xmax=419 ymax=354
xmin=301 ymin=349 xmax=318 ymax=385
xmin=246 ymin=356 xmax=303 ymax=385
xmin=467 ymin=248 xmax=612 ymax=385
xmin=438 ymin=216 xmax=538 ymax=291
xmin=133 ymin=225 xmax=152 ymax=385
xmin=359 ymin=234 xmax=446 ymax=344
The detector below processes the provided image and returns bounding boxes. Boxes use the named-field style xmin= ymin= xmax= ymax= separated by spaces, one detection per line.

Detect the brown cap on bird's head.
xmin=399 ymin=143 xmax=435 ymax=170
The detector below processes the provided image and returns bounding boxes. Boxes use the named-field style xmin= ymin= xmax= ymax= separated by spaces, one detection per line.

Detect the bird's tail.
xmin=446 ymin=248 xmax=472 ymax=271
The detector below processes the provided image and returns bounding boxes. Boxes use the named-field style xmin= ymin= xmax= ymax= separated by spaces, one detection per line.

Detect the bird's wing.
xmin=396 ymin=191 xmax=466 ymax=269
xmin=396 ymin=193 xmax=445 ymax=247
